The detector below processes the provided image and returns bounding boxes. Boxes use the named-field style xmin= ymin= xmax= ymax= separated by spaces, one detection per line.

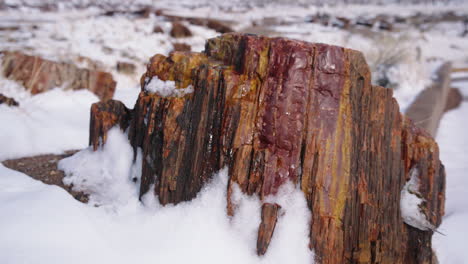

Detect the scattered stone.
xmin=88 ymin=33 xmax=445 ymax=263
xmin=153 ymin=25 xmax=164 ymax=33
xmin=206 ymin=19 xmax=234 ymax=33
xmin=172 ymin=43 xmax=191 ymax=52
xmin=445 ymin=87 xmax=463 ymax=112
xmin=170 ymin=22 xmax=192 ymax=38
xmin=116 ymin=61 xmax=136 ymax=75
xmin=0 ymin=26 xmax=20 ymax=31
xmin=0 ymin=93 xmax=19 ymax=106
xmin=132 ymin=7 xmax=152 ymax=18
xmin=102 ymin=46 xmax=113 ymax=55
xmin=154 ymin=9 xmax=163 ymax=16
xmin=0 ymin=51 xmax=116 ymax=101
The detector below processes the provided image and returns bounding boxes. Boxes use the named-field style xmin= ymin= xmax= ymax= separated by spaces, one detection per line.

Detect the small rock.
xmin=102 ymin=46 xmax=113 ymax=55
xmin=154 ymin=9 xmax=163 ymax=16
xmin=172 ymin=43 xmax=191 ymax=52
xmin=170 ymin=22 xmax=192 ymax=38
xmin=206 ymin=20 xmax=234 ymax=33
xmin=133 ymin=7 xmax=152 ymax=18
xmin=0 ymin=93 xmax=19 ymax=107
xmin=116 ymin=61 xmax=136 ymax=75
xmin=153 ymin=25 xmax=164 ymax=34
xmin=0 ymin=26 xmax=20 ymax=31
xmin=445 ymin=88 xmax=463 ymax=112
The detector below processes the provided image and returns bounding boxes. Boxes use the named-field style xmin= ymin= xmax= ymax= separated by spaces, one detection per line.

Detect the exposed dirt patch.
xmin=2 ymin=150 xmax=89 ymax=203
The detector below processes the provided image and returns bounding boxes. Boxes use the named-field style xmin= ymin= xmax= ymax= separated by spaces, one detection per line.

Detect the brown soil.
xmin=2 ymin=150 xmax=89 ymax=203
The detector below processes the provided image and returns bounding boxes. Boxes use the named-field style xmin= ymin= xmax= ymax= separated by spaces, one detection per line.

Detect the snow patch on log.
xmin=400 ymin=166 xmax=436 ymax=231
xmin=144 ymin=76 xmax=193 ymax=97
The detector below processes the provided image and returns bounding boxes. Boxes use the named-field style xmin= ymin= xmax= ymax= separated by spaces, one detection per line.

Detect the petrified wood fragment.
xmin=88 ymin=33 xmax=445 ymax=264
xmin=257 ymin=203 xmax=281 ymax=256
xmin=1 ymin=51 xmax=116 ymax=100
xmin=89 ymin=100 xmax=131 ymax=150
xmin=0 ymin=93 xmax=19 ymax=106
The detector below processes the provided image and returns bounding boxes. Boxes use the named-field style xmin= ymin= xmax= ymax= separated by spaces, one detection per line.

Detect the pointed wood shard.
xmin=257 ymin=203 xmax=281 ymax=256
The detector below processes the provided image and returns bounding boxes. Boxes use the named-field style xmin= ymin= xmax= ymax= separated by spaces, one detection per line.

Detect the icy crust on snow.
xmin=144 ymin=77 xmax=194 ymax=97
xmin=400 ymin=166 xmax=435 ymax=231
xmin=51 ymin=128 xmax=314 ymax=263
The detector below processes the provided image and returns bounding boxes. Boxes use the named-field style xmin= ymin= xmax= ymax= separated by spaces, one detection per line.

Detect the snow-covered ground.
xmin=433 ymin=78 xmax=468 ymax=263
xmin=0 ymin=2 xmax=468 ymax=264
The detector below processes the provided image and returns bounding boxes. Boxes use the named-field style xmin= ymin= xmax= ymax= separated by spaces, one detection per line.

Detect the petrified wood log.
xmin=88 ymin=33 xmax=445 ymax=264
xmin=0 ymin=51 xmax=116 ymax=100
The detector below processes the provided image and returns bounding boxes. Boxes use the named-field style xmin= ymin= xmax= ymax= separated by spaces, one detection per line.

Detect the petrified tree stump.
xmin=88 ymin=33 xmax=445 ymax=264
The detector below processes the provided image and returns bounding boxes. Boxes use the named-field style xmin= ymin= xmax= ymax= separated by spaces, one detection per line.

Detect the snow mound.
xmin=51 ymin=127 xmax=314 ymax=263
xmin=58 ymin=128 xmax=140 ymax=210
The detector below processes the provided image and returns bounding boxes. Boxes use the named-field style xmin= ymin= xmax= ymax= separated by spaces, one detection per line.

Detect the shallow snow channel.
xmin=144 ymin=76 xmax=194 ymax=97
xmin=0 ymin=127 xmax=316 ymax=264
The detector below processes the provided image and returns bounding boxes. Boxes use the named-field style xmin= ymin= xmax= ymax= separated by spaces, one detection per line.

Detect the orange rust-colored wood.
xmin=89 ymin=100 xmax=131 ymax=150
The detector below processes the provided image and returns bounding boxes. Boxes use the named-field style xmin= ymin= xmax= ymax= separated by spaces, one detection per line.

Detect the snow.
xmin=58 ymin=128 xmax=139 ymax=209
xmin=400 ymin=166 xmax=435 ymax=231
xmin=0 ymin=87 xmax=99 ymax=160
xmin=144 ymin=76 xmax=194 ymax=97
xmin=433 ymin=98 xmax=468 ymax=263
xmin=1 ymin=132 xmax=313 ymax=264
xmin=0 ymin=164 xmax=118 ymax=264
